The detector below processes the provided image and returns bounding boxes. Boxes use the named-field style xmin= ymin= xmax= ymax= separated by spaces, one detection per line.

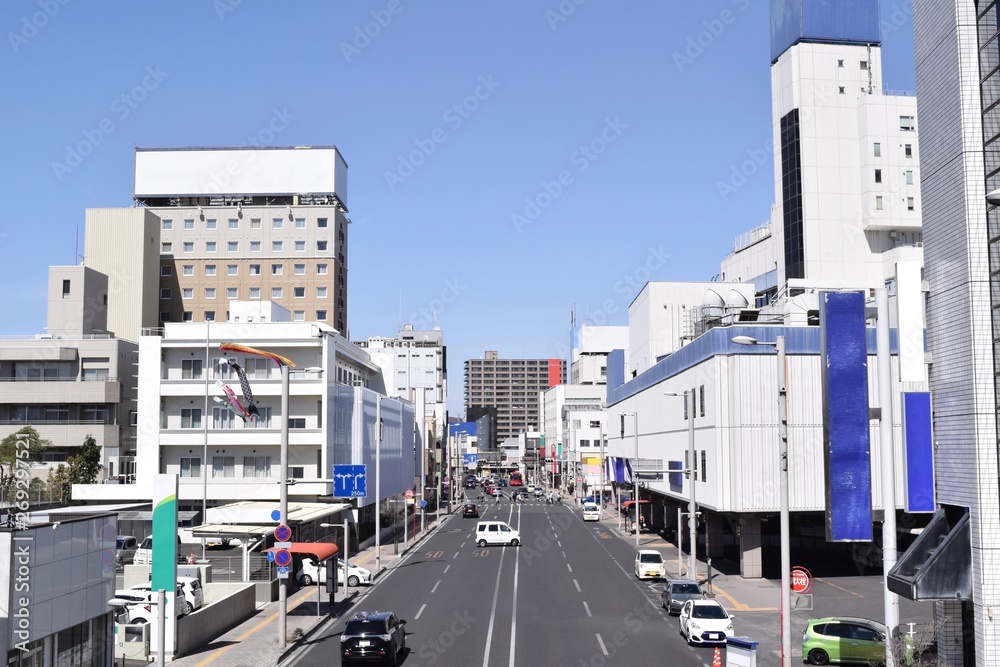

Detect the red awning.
xmin=622 ymin=500 xmax=651 ymax=508
xmin=263 ymin=542 xmax=339 ymax=561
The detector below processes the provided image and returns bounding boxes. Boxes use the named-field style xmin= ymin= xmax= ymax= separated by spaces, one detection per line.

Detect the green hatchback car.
xmin=802 ymin=617 xmax=887 ymax=665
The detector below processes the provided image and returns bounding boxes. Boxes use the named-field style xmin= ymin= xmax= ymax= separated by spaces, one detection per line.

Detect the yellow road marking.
xmin=816 ymin=577 xmax=863 ymax=597
xmin=710 ymin=582 xmax=777 ymax=612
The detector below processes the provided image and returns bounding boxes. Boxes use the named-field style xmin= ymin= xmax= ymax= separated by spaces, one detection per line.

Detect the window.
xmin=180 ymin=408 xmax=202 ymax=429
xmin=272 ymin=218 xmax=283 ymax=229
xmin=160 ymin=288 xmax=171 ymax=299
xmin=160 ymin=311 xmax=171 ymax=322
xmin=212 ymin=456 xmax=235 ymax=478
xmin=228 ymin=218 xmax=239 ymax=229
xmin=227 ymin=287 xmax=238 ymax=299
xmin=838 ymin=86 xmax=845 ymax=94
xmin=860 ymin=61 xmax=868 ymax=70
xmin=228 ymin=241 xmax=239 ymax=252
xmin=206 ymin=241 xmax=217 ymax=253
xmin=289 ymin=417 xmax=306 ymax=429
xmin=161 ymin=242 xmax=173 ymax=254
xmin=906 ymin=170 xmax=914 ymax=185
xmin=701 ymin=450 xmax=707 ymax=482
xmin=227 ymin=264 xmax=238 ymax=276
xmin=316 ymin=310 xmax=328 ymax=321
xmin=250 ymin=241 xmax=261 ymax=252
xmin=295 ymin=240 xmax=306 ymax=251
xmin=295 ymin=217 xmax=306 ymax=229
xmin=184 ymin=313 xmax=195 ymax=323
xmin=246 ymin=359 xmax=271 ymax=379
xmin=182 ymin=288 xmax=193 ymax=299
xmin=180 ymin=457 xmax=201 ymax=478
xmin=317 ymin=240 xmax=328 ymax=251
xmin=206 ymin=265 xmax=217 ymax=276
xmin=205 ymin=288 xmax=216 ymax=299
xmin=317 ymin=286 xmax=327 ymax=298
xmin=251 ymin=218 xmax=261 ymax=229
xmin=294 ymin=287 xmax=305 ymax=298
xmin=243 ymin=456 xmax=271 ymax=477
xmin=873 ymin=143 xmax=881 ymax=157
xmin=249 ymin=264 xmax=261 ymax=276
xmin=181 ymin=359 xmax=203 ymax=379
xmin=212 ymin=407 xmax=235 ymax=429
xmin=272 ymin=241 xmax=283 ymax=252
xmin=249 ymin=287 xmax=261 ymax=299
xmin=837 ymin=59 xmax=844 ymax=67
xmin=875 ymin=195 xmax=884 ymax=210
xmin=204 ymin=311 xmax=215 ymax=322
xmin=700 ymin=385 xmax=705 ymax=417
xmin=82 ymin=406 xmax=108 ymax=422
xmin=272 ymin=264 xmax=283 ymax=275
xmin=82 ymin=367 xmax=109 ymax=381
xmin=317 ymin=263 xmax=328 ymax=275
xmin=248 ymin=406 xmax=271 ymax=427
xmin=874 ymin=169 xmax=882 ymax=183
xmin=317 ymin=217 xmax=328 ymax=228
xmin=904 ymin=144 xmax=912 ymax=158
xmin=271 ymin=287 xmax=283 ymax=299
xmin=290 ymin=466 xmax=305 ymax=478
xmin=900 ymin=116 xmax=915 ymax=131
xmin=182 ymin=265 xmax=194 ymax=276
xmin=184 ymin=219 xmax=195 ymax=230
xmin=160 ymin=265 xmax=172 ymax=277
xmin=293 ymin=310 xmax=305 ymax=321
xmin=294 ymin=264 xmax=306 ymax=275
xmin=206 ymin=218 xmax=217 ymax=230
xmin=183 ymin=241 xmax=194 ymax=253
xmin=162 ymin=219 xmax=173 ymax=230
xmin=907 ymin=197 xmax=915 ymax=211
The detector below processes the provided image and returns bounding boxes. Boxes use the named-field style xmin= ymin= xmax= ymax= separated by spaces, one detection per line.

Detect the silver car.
xmin=661 ymin=579 xmax=705 ymax=615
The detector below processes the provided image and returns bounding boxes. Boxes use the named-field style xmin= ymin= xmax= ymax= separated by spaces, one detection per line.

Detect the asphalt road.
xmin=290 ymin=501 xmax=717 ymax=667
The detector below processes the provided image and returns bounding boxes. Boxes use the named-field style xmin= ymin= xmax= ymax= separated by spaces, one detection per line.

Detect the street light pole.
xmin=278 ymin=363 xmax=290 ymax=650
xmin=375 ymin=397 xmax=382 ymax=574
xmin=686 ymin=389 xmax=696 ymax=580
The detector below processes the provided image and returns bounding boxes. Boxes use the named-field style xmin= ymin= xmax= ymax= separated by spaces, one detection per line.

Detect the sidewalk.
xmin=122 ymin=512 xmax=445 ymax=667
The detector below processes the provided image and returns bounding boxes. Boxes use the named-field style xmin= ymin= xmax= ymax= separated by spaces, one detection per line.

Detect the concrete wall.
xmin=175 ymin=583 xmax=256 ymax=656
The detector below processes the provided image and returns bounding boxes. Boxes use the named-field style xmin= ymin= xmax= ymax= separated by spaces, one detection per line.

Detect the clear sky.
xmin=0 ymin=1 xmax=914 ymax=415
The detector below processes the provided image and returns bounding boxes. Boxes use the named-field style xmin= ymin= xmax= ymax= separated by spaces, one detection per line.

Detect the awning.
xmin=192 ymin=524 xmax=275 ymax=539
xmin=622 ymin=500 xmax=651 ymax=508
xmin=888 ymin=506 xmax=971 ymax=601
xmin=263 ymin=542 xmax=338 ymax=561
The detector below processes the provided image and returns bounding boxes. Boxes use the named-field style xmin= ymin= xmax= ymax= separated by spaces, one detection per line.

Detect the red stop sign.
xmin=791 ymin=566 xmax=813 ymax=593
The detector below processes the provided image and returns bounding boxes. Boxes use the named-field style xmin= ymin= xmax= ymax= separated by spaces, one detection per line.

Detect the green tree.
xmin=47 ymin=465 xmax=71 ymax=505
xmin=69 ymin=434 xmax=102 ymax=485
xmin=27 ymin=477 xmax=46 ymax=504
xmin=0 ymin=427 xmax=50 ymax=506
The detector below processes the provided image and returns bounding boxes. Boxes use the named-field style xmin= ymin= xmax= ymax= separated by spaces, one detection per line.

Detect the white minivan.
xmin=475 ymin=521 xmax=520 ymax=547
xmin=582 ymin=502 xmax=601 ymax=521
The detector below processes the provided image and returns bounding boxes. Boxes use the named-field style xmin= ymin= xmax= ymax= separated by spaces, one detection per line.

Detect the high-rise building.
xmin=84 ymin=146 xmax=350 ymax=341
xmin=464 ymin=351 xmax=565 ymax=448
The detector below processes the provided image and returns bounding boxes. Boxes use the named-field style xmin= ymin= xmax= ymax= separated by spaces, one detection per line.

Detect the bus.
xmin=509 ymin=471 xmax=523 ymax=486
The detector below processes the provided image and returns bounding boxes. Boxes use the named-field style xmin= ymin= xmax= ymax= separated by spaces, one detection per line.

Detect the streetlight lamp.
xmin=732 ymin=334 xmax=790 ymax=667
xmin=665 ymin=390 xmax=697 ymax=579
xmin=278 ymin=365 xmax=323 ymax=651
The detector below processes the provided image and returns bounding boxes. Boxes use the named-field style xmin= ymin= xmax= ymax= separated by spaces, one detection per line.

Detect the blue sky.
xmin=0 ymin=1 xmax=914 ymax=415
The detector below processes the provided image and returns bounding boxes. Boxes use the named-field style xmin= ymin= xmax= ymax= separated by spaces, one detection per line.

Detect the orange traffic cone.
xmin=712 ymin=646 xmax=722 ymax=667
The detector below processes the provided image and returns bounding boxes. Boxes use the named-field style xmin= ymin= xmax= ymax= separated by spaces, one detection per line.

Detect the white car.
xmin=115 ymin=585 xmax=186 ymax=622
xmin=634 ymin=549 xmax=666 ymax=580
xmin=296 ymin=557 xmax=372 ymax=587
xmin=678 ymin=599 xmax=734 ymax=645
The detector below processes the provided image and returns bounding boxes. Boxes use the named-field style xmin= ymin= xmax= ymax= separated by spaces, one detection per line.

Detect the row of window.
xmin=874 ymin=196 xmax=917 ymax=211
xmin=873 ymin=169 xmax=915 ymax=185
xmin=162 ymin=240 xmax=330 ymax=254
xmin=162 ymin=263 xmax=330 ymax=277
xmin=873 ymin=143 xmax=914 ymax=158
xmin=161 ymin=286 xmax=329 ymax=300
xmin=179 ymin=456 xmax=277 ymax=479
xmin=163 ymin=217 xmax=328 ymax=231
xmin=162 ymin=309 xmax=329 ymax=323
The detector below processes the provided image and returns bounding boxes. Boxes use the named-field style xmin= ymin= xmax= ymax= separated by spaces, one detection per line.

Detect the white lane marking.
xmin=596 ymin=633 xmax=609 ymax=656
xmin=556 ymin=540 xmax=561 ymax=546
xmin=561 ymin=551 xmax=567 ymax=558
xmin=431 ymin=580 xmax=440 ymax=593
xmin=414 ymin=603 xmax=426 ymax=620
xmin=567 ymin=563 xmax=573 ymax=573
xmin=443 ymin=565 xmax=450 ymax=574
xmin=453 ymin=552 xmax=459 ymax=559
xmin=481 ymin=539 xmax=509 ymax=667
xmin=573 ymin=579 xmax=581 ymax=592
xmin=583 ymin=601 xmax=592 ymax=617
xmin=509 ymin=529 xmax=520 ymax=667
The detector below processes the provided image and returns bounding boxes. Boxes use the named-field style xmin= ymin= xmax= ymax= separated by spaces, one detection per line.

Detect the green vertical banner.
xmin=152 ymin=474 xmax=179 ymax=591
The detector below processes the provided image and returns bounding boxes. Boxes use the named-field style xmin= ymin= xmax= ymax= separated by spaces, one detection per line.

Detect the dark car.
xmin=661 ymin=579 xmax=705 ymax=615
xmin=462 ymin=503 xmax=479 ymax=518
xmin=340 ymin=610 xmax=406 ymax=665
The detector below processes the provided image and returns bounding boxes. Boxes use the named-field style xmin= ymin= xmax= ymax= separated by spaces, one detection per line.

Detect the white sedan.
xmin=678 ymin=599 xmax=734 ymax=645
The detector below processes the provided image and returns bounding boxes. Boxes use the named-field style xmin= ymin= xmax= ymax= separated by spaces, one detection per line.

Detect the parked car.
xmin=462 ymin=503 xmax=479 ymax=518
xmin=801 ymin=616 xmax=892 ymax=665
xmin=116 ymin=535 xmax=138 ymax=566
xmin=661 ymin=579 xmax=705 ymax=615
xmin=133 ymin=535 xmax=185 ymax=566
xmin=340 ymin=610 xmax=406 ymax=665
xmin=678 ymin=599 xmax=734 ymax=645
xmin=297 ymin=557 xmax=373 ymax=587
xmin=116 ymin=584 xmax=187 ymax=622
xmin=634 ymin=550 xmax=666 ymax=580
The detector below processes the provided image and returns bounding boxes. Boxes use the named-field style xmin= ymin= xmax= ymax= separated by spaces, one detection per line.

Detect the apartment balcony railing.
xmin=0 ymin=378 xmax=122 ymax=403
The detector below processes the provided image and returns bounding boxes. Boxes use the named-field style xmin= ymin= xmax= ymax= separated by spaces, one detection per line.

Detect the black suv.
xmin=340 ymin=610 xmax=406 ymax=665
xmin=462 ymin=503 xmax=479 ymax=518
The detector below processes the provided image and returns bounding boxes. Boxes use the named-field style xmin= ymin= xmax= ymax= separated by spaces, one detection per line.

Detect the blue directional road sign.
xmin=333 ymin=464 xmax=367 ymax=498
xmin=463 ymin=454 xmax=478 ymax=465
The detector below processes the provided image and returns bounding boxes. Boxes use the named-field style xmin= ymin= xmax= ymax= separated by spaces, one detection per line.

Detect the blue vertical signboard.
xmin=820 ymin=291 xmax=873 ymax=542
xmin=901 ymin=392 xmax=935 ymax=513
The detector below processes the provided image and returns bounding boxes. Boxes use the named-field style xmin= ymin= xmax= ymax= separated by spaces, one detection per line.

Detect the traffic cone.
xmin=712 ymin=646 xmax=722 ymax=667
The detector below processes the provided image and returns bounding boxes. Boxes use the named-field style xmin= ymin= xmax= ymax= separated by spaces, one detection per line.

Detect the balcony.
xmin=0 ymin=422 xmax=121 ymax=447
xmin=0 ymin=377 xmax=121 ymax=403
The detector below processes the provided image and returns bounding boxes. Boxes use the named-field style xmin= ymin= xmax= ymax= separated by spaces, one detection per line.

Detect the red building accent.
xmin=547 ymin=358 xmax=563 ymax=387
